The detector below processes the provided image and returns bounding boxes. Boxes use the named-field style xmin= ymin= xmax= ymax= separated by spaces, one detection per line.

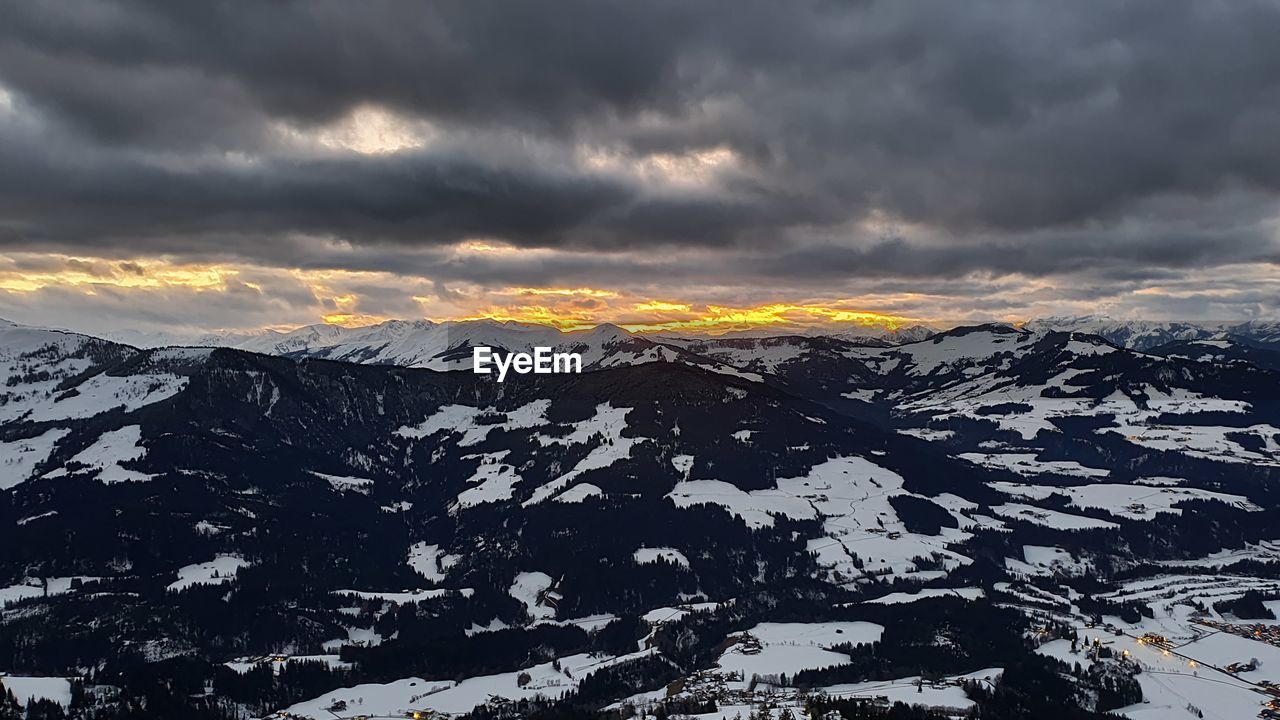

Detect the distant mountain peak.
xmin=1023 ymin=316 xmax=1280 ymax=351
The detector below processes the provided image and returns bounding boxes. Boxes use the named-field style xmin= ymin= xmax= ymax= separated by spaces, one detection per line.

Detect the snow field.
xmin=456 ymin=451 xmax=522 ymax=508
xmin=1005 ymin=545 xmax=1092 ymax=578
xmin=331 ymin=588 xmax=474 ymax=603
xmin=634 ymin=547 xmax=690 ymax=567
xmin=167 ymin=554 xmax=251 ymax=591
xmin=0 ymin=428 xmax=69 ymax=489
xmin=45 ymin=425 xmax=153 ymax=484
xmin=0 ymin=576 xmax=101 ymax=607
xmin=0 ymin=676 xmax=73 ymax=709
xmin=715 ymin=621 xmax=884 ymax=679
xmin=406 ymin=542 xmax=461 ymax=583
xmin=990 ymin=503 xmax=1118 ymax=530
xmin=308 ymin=470 xmax=373 ymax=493
xmin=510 ymin=571 xmax=557 ymax=621
xmin=990 ymin=481 xmax=1258 ymax=520
xmin=525 ymin=403 xmax=648 ymax=505
xmin=865 ymin=587 xmax=985 ymax=604
xmin=397 ymin=402 xmax=648 ymax=509
xmin=669 ymin=456 xmax=975 ymax=582
xmin=280 ymin=650 xmax=657 ymax=718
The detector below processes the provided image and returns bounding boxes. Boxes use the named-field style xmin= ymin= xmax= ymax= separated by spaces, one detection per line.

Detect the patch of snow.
xmin=167 ymin=554 xmax=250 ymax=591
xmin=456 ymin=451 xmax=522 ymax=509
xmin=990 ymin=481 xmax=1257 ymax=520
xmin=670 ymin=457 xmax=975 ymax=581
xmin=819 ymin=668 xmax=1001 ymax=712
xmin=0 ymin=428 xmax=69 ymax=490
xmin=633 ymin=547 xmax=690 ymax=567
xmin=510 ymin=572 xmax=557 ymax=621
xmin=0 ymin=676 xmax=72 ymax=708
xmin=641 ymin=601 xmax=724 ymax=625
xmin=55 ymin=425 xmax=153 ymax=483
xmin=396 ymin=399 xmax=550 ymax=447
xmin=960 ymin=452 xmax=1109 ymax=478
xmin=1005 ymin=545 xmax=1092 ymax=578
xmin=280 ymin=650 xmax=655 ymax=718
xmin=0 ymin=576 xmax=100 ymax=607
xmin=309 ymin=470 xmax=374 ymax=493
xmin=406 ymin=543 xmax=461 ymax=583
xmin=332 ymin=588 xmax=474 ymax=603
xmin=554 ymin=483 xmax=603 ymax=502
xmin=865 ymin=587 xmax=984 ymax=604
xmin=524 ymin=404 xmax=649 ymax=505
xmin=897 ymin=428 xmax=955 ymax=441
xmin=465 ymin=618 xmax=512 ymax=636
xmin=716 ymin=622 xmax=884 ymax=678
xmin=991 ymin=503 xmax=1119 ymax=530
xmin=671 ymin=454 xmax=694 ymax=479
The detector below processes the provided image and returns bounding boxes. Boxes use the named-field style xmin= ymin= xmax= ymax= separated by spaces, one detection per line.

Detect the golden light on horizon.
xmin=616 ymin=303 xmax=914 ymax=333
xmin=1 ymin=252 xmax=925 ymax=336
xmin=633 ymin=300 xmax=693 ymax=313
xmin=463 ymin=300 xmax=917 ymax=334
xmin=509 ymin=287 xmax=619 ymax=298
xmin=318 ymin=293 xmax=393 ymax=327
xmin=460 ymin=305 xmax=602 ymax=330
xmin=0 ymin=257 xmax=238 ymax=292
xmin=321 ymin=312 xmax=393 ymax=327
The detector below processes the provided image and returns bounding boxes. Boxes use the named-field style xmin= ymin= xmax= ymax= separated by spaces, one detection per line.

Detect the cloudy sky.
xmin=2 ymin=1 xmax=1279 ymax=336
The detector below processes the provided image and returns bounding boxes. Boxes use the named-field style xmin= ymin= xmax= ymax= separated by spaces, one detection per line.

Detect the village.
xmin=1194 ymin=618 xmax=1280 ymax=653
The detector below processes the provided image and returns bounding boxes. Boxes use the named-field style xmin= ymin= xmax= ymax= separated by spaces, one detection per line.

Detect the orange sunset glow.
xmin=0 ymin=252 xmax=924 ymax=336
xmin=461 ymin=302 xmax=915 ymax=334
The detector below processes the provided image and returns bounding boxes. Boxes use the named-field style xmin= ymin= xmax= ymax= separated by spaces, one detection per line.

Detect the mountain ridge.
xmin=4 ymin=313 xmax=1280 ymax=719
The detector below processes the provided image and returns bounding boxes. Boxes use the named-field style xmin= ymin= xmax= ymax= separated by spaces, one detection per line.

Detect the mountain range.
xmin=3 ymin=315 xmax=1280 ymax=720
xmin=104 ymin=314 xmax=1280 ymax=361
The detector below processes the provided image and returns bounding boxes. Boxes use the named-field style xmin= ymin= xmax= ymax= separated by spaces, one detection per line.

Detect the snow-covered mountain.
xmin=673 ymin=322 xmax=940 ymax=345
xmin=1146 ymin=336 xmax=1280 ymax=371
xmin=144 ymin=319 xmax=700 ymax=372
xmin=1025 ymin=314 xmax=1280 ymax=351
xmin=4 ymin=315 xmax=1280 ymax=720
xmin=157 ymin=318 xmax=944 ymax=365
xmin=833 ymin=323 xmax=939 ymax=345
xmin=98 ymin=314 xmax=1280 ymax=359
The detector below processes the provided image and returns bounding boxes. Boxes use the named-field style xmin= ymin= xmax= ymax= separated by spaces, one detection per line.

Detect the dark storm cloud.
xmin=756 ymin=214 xmax=1280 ymax=281
xmin=0 ymin=128 xmax=634 ymax=248
xmin=2 ymin=0 xmax=1280 ymax=275
xmin=0 ymin=0 xmax=702 ymax=142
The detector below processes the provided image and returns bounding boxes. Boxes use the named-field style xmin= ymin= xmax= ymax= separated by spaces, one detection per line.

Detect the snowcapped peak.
xmin=572 ymin=323 xmax=633 ymax=343
xmin=1034 ymin=313 xmax=1115 ymax=325
xmin=1020 ymin=316 xmax=1280 ymax=351
xmin=158 ymin=319 xmax=646 ymax=371
xmin=882 ymin=324 xmax=937 ymax=344
xmin=367 ymin=319 xmax=435 ymax=336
